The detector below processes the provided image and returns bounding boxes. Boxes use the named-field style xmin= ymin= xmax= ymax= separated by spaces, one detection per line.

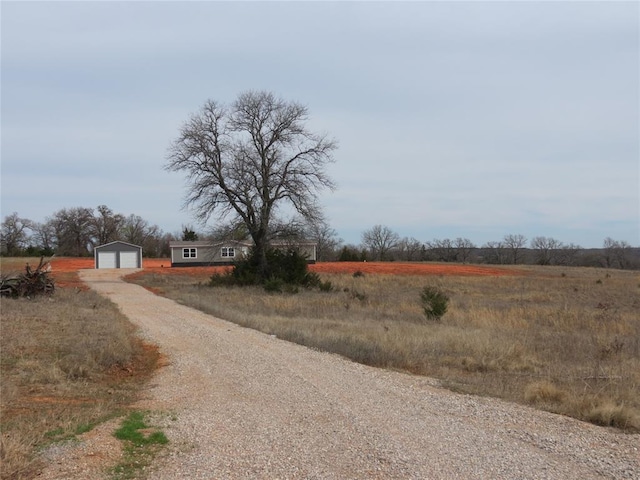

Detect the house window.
xmin=221 ymin=247 xmax=235 ymax=258
xmin=182 ymin=248 xmax=197 ymax=258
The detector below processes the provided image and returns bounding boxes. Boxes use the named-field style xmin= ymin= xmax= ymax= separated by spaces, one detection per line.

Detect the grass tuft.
xmin=111 ymin=411 xmax=169 ymax=479
xmin=524 ymin=381 xmax=566 ymax=404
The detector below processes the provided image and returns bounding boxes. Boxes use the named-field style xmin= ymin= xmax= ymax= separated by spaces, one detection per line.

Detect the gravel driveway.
xmin=42 ymin=269 xmax=640 ymax=479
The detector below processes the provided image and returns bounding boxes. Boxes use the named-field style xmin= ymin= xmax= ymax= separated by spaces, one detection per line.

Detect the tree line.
xmin=348 ymin=225 xmax=638 ymax=270
xmin=1 ymin=211 xmax=636 ymax=269
xmin=0 ymin=207 xmax=172 ymax=258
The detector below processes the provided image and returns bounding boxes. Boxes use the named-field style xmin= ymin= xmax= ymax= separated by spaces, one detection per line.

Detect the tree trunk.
xmin=252 ymin=230 xmax=269 ymax=281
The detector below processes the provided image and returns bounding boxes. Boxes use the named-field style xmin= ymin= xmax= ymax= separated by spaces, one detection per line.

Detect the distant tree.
xmin=503 ymin=234 xmax=528 ymax=264
xmin=557 ymin=243 xmax=582 ymax=266
xmin=482 ymin=241 xmax=507 ymax=264
xmin=209 ymin=221 xmax=250 ymax=242
xmin=181 ymin=225 xmax=199 ymax=241
xmin=362 ymin=225 xmax=400 ymax=261
xmin=121 ymin=215 xmax=159 ymax=246
xmin=91 ymin=205 xmax=125 ymax=246
xmin=156 ymin=232 xmax=177 ymax=258
xmin=338 ymin=244 xmax=365 ymax=262
xmin=31 ymin=220 xmax=56 ymax=256
xmin=141 ymin=228 xmax=169 ymax=258
xmin=454 ymin=237 xmax=476 ymax=263
xmin=530 ymin=236 xmax=564 ymax=265
xmin=1 ymin=213 xmax=33 ymax=255
xmin=51 ymin=207 xmax=94 ymax=256
xmin=397 ymin=237 xmax=423 ymax=261
xmin=426 ymin=238 xmax=456 ymax=262
xmin=166 ymin=90 xmax=337 ymax=281
xmin=602 ymin=237 xmax=633 ymax=269
xmin=302 ymin=218 xmax=342 ymax=262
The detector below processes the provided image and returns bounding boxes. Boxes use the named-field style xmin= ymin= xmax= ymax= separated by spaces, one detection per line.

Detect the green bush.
xmin=210 ymin=247 xmax=319 ymax=290
xmin=420 ymin=286 xmax=449 ymax=321
xmin=263 ymin=278 xmax=284 ymax=293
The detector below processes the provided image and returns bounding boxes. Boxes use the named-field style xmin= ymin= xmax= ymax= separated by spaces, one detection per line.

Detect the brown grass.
xmin=0 ymin=258 xmax=160 ymax=480
xmin=128 ymin=264 xmax=640 ymax=431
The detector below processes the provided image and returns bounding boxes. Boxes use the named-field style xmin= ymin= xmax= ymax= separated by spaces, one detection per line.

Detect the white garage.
xmin=94 ymin=241 xmax=143 ymax=269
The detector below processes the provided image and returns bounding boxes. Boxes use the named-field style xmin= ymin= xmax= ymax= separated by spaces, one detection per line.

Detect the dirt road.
xmin=43 ymin=269 xmax=639 ymax=479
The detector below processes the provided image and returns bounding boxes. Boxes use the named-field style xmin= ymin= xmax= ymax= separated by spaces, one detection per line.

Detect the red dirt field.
xmin=43 ymin=258 xmax=522 ymax=288
xmin=309 ymin=262 xmax=519 ymax=277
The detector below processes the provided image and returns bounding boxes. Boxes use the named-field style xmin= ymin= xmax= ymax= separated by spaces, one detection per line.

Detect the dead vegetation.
xmin=129 ymin=264 xmax=640 ymax=431
xmin=0 ymin=264 xmax=159 ymax=480
xmin=0 ymin=257 xmax=54 ymax=298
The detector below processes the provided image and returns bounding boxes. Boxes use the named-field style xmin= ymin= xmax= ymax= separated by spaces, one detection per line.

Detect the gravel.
xmin=40 ymin=269 xmax=640 ymax=479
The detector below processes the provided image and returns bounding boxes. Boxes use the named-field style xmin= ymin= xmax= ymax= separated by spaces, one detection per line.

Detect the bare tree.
xmin=1 ymin=213 xmax=33 ymax=255
xmin=362 ymin=225 xmax=400 ymax=261
xmin=426 ymin=238 xmax=456 ymax=262
xmin=208 ymin=221 xmax=249 ymax=242
xmin=91 ymin=205 xmax=125 ymax=246
xmin=397 ymin=237 xmax=423 ymax=261
xmin=530 ymin=236 xmax=564 ymax=265
xmin=482 ymin=241 xmax=507 ymax=264
xmin=50 ymin=207 xmax=94 ymax=256
xmin=602 ymin=237 xmax=633 ymax=269
xmin=166 ymin=91 xmax=337 ymax=278
xmin=31 ymin=220 xmax=56 ymax=255
xmin=503 ymin=234 xmax=527 ymax=264
xmin=302 ymin=219 xmax=342 ymax=262
xmin=121 ymin=214 xmax=157 ymax=246
xmin=454 ymin=237 xmax=476 ymax=263
xmin=557 ymin=242 xmax=582 ymax=266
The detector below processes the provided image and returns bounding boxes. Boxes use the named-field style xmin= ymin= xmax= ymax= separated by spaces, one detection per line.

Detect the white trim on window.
xmin=221 ymin=247 xmax=235 ymax=258
xmin=183 ymin=248 xmax=197 ymax=258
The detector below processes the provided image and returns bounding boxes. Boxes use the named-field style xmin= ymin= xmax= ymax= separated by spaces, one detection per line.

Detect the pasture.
xmin=1 ymin=257 xmax=638 ymax=478
xmin=128 ymin=262 xmax=640 ymax=432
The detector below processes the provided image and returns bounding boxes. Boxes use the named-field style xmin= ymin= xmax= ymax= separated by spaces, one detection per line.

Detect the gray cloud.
xmin=1 ymin=1 xmax=637 ymax=247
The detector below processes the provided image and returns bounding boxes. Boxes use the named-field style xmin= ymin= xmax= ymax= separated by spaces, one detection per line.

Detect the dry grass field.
xmin=2 ymin=257 xmax=638 ymax=478
xmin=128 ymin=263 xmax=640 ymax=432
xmin=0 ymin=258 xmax=159 ymax=480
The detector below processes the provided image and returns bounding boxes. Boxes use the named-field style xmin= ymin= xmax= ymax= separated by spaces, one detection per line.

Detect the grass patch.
xmin=111 ymin=411 xmax=169 ymax=480
xmin=128 ymin=264 xmax=640 ymax=432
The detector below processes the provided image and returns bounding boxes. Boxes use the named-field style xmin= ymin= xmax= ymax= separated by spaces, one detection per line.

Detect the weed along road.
xmin=66 ymin=268 xmax=637 ymax=479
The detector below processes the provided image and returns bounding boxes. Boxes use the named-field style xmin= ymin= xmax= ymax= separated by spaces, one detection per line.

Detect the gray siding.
xmin=94 ymin=241 xmax=143 ymax=269
xmin=170 ymin=240 xmax=317 ymax=266
xmin=170 ymin=241 xmax=250 ymax=267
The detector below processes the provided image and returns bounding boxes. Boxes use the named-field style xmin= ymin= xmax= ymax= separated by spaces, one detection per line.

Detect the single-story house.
xmin=170 ymin=240 xmax=251 ymax=267
xmin=170 ymin=239 xmax=317 ymax=267
xmin=94 ymin=241 xmax=143 ymax=269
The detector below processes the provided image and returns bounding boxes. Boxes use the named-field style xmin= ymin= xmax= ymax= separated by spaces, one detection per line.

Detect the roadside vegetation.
xmin=129 ymin=264 xmax=640 ymax=432
xmin=0 ymin=258 xmax=159 ymax=480
xmin=111 ymin=411 xmax=169 ymax=480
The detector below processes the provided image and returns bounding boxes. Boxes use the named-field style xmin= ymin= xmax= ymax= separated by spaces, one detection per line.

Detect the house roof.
xmin=94 ymin=240 xmax=142 ymax=250
xmin=169 ymin=240 xmax=252 ymax=248
xmin=169 ymin=239 xmax=317 ymax=248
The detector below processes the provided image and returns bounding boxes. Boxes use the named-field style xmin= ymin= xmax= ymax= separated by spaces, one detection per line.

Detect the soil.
xmin=48 ymin=258 xmax=523 ymax=287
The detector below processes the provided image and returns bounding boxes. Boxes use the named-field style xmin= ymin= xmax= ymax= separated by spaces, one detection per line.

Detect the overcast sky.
xmin=2 ymin=1 xmax=638 ymax=248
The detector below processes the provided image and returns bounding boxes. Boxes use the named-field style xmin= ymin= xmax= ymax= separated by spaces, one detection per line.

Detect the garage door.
xmin=98 ymin=251 xmax=117 ymax=269
xmin=119 ymin=251 xmax=139 ymax=269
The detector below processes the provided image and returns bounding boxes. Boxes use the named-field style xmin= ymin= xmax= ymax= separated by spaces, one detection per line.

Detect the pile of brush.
xmin=0 ymin=256 xmax=55 ymax=298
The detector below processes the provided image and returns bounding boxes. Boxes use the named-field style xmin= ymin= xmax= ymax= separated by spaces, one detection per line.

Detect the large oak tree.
xmin=166 ymin=91 xmax=337 ymax=277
